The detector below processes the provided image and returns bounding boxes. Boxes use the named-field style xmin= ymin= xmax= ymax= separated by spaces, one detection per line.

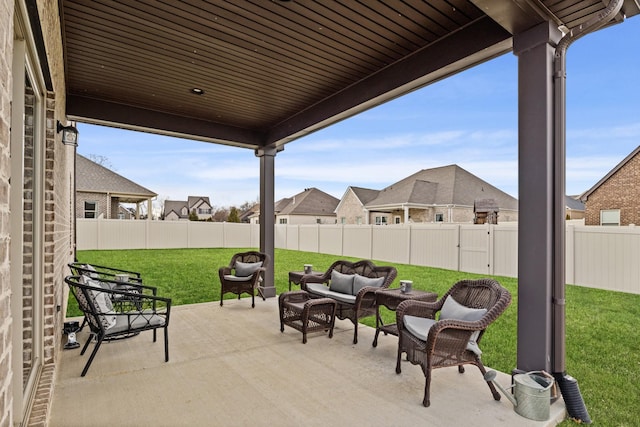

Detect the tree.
xmin=212 ymin=207 xmax=229 ymax=222
xmin=227 ymin=207 xmax=240 ymax=223
xmin=87 ymin=154 xmax=115 ymax=170
xmin=188 ymin=209 xmax=198 ymax=221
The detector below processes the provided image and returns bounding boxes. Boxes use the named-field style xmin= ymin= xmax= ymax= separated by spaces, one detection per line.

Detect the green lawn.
xmin=73 ymin=248 xmax=639 ymax=426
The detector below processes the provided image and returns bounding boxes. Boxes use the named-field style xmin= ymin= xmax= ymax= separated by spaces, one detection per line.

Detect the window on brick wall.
xmin=84 ymin=201 xmax=97 ymax=218
xmin=600 ymin=209 xmax=620 ymax=226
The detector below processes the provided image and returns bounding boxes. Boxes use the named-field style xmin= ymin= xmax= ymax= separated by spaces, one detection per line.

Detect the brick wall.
xmin=0 ymin=1 xmax=15 ymax=426
xmin=76 ymin=191 xmax=109 ymax=218
xmin=584 ymin=153 xmax=640 ymax=226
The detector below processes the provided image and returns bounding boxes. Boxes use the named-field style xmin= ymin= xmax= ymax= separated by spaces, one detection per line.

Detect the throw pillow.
xmin=234 ymin=261 xmax=263 ymax=277
xmin=439 ymin=295 xmax=487 ymax=355
xmin=440 ymin=295 xmax=487 ymax=322
xmin=83 ymin=264 xmax=99 ymax=278
xmin=329 ymin=270 xmax=354 ymax=294
xmin=88 ymin=284 xmax=117 ymax=330
xmin=352 ymin=274 xmax=385 ymax=295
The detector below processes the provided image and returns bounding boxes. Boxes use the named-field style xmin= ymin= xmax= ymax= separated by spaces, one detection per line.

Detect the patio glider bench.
xmin=64 ymin=275 xmax=171 ymax=376
xmin=300 ymin=259 xmax=397 ymax=344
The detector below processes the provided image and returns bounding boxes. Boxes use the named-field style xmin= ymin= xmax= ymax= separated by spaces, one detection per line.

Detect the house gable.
xmin=581 ymin=146 xmax=640 ymax=226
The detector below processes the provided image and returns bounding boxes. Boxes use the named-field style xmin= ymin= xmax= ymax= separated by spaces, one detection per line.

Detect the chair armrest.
xmin=219 ymin=266 xmax=232 ymax=276
xmin=99 ymin=286 xmax=171 ymax=314
xmin=300 ymin=272 xmax=330 ymax=286
xmin=92 ymin=277 xmax=157 ymax=296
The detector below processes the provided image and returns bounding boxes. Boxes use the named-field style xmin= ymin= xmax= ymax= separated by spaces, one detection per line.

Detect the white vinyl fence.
xmin=77 ymin=218 xmax=640 ymax=294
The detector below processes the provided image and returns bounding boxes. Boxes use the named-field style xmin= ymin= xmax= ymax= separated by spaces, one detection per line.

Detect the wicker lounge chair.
xmin=395 ymin=278 xmax=511 ymax=407
xmin=64 ymin=275 xmax=171 ymax=376
xmin=218 ymin=251 xmax=269 ymax=308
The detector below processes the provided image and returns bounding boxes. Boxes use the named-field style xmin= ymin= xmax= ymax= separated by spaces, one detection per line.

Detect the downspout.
xmin=552 ymin=1 xmax=623 ymax=423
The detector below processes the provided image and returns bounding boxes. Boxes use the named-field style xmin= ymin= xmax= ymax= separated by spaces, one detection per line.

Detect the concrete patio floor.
xmin=50 ymin=297 xmax=566 ymax=427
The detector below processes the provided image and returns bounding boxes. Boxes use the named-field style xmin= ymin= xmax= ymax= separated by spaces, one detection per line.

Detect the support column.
xmin=513 ymin=22 xmax=562 ymax=372
xmin=256 ymin=145 xmax=278 ymax=298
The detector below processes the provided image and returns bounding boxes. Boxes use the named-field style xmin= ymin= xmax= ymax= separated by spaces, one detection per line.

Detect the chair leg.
xmin=352 ymin=322 xmax=358 ymax=344
xmin=80 ymin=333 xmax=94 ymax=355
xmin=153 ymin=329 xmax=157 ymax=342
xmin=423 ymin=370 xmax=432 ymax=407
xmin=396 ymin=339 xmax=403 ymax=374
xmin=164 ymin=326 xmax=169 ymax=362
xmin=81 ymin=335 xmax=104 ymax=377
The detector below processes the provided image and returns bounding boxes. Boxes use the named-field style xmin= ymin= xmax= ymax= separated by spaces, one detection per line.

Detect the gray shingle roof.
xmin=76 ymin=154 xmax=156 ymax=198
xmin=366 ymin=165 xmax=518 ymax=210
xmin=277 ymin=188 xmax=339 ymax=216
xmin=164 ymin=200 xmax=188 ymax=218
xmin=565 ymin=195 xmax=585 ymax=211
xmin=349 ymin=186 xmax=380 ymax=205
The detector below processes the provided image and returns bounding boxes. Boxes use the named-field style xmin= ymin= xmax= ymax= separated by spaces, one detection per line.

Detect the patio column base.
xmin=259 ymin=285 xmax=276 ymax=298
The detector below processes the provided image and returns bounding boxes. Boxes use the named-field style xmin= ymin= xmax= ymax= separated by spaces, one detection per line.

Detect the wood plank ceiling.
xmin=60 ymin=0 xmax=638 ymax=150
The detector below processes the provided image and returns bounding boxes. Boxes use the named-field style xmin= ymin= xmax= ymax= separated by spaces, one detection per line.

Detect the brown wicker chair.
xmin=218 ymin=251 xmax=270 ymax=308
xmin=395 ymin=278 xmax=512 ymax=407
xmin=300 ymin=259 xmax=397 ymax=344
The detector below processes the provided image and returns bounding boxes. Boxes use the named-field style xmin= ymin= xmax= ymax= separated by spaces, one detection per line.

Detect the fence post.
xmin=488 ymin=223 xmax=495 ymax=276
xmin=565 ymin=223 xmax=575 ymax=285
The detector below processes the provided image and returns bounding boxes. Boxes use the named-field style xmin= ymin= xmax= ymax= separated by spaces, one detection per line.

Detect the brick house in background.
xmin=163 ymin=196 xmax=214 ymax=220
xmin=275 ymin=188 xmax=339 ymax=224
xmin=581 ymin=145 xmax=640 ymax=226
xmin=335 ymin=165 xmax=519 ymax=225
xmin=76 ymin=154 xmax=157 ymax=219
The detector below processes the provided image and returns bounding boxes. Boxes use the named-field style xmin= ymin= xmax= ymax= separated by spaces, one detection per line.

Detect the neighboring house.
xmin=335 ymin=165 xmax=519 ymax=225
xmin=275 ymin=188 xmax=339 ymax=224
xmin=163 ymin=196 xmax=214 ymax=220
xmin=581 ymin=146 xmax=640 ymax=226
xmin=76 ymin=154 xmax=157 ymax=219
xmin=565 ymin=195 xmax=585 ymax=220
xmin=240 ymin=203 xmax=260 ymax=224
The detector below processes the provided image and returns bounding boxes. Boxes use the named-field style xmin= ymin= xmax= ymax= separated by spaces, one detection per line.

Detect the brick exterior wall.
xmin=335 ymin=191 xmax=366 ymax=224
xmin=1 ymin=2 xmax=15 ymax=425
xmin=584 ymin=152 xmax=640 ymax=226
xmin=0 ymin=2 xmax=73 ymax=426
xmin=76 ymin=191 xmax=109 ymax=218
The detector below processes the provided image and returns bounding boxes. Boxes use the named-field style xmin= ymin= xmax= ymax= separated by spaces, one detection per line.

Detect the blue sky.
xmin=77 ymin=17 xmax=640 ymax=211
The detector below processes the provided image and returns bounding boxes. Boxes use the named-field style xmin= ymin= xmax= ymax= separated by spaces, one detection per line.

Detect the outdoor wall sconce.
xmin=57 ymin=120 xmax=79 ymax=146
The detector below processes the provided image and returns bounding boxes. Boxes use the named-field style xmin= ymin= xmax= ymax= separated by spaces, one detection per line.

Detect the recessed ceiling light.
xmin=191 ymin=88 xmax=205 ymax=95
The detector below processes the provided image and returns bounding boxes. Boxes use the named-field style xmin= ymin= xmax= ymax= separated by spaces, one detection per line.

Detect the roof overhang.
xmin=60 ymin=1 xmax=638 ymax=150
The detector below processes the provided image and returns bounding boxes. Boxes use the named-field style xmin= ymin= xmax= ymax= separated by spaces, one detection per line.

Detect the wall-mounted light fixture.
xmin=57 ymin=120 xmax=79 ymax=146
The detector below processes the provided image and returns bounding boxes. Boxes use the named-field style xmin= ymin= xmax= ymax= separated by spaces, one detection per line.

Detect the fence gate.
xmin=458 ymin=225 xmax=491 ymax=275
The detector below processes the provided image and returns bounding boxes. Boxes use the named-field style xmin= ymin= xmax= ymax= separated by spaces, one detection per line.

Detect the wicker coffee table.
xmin=279 ymin=291 xmax=337 ymax=344
xmin=372 ymin=287 xmax=437 ymax=347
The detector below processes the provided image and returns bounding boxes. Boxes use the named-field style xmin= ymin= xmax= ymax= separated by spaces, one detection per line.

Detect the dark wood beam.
xmin=66 ymin=95 xmax=265 ymax=148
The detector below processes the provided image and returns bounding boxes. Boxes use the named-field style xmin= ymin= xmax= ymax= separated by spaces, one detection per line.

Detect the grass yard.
xmin=73 ymin=248 xmax=639 ymax=426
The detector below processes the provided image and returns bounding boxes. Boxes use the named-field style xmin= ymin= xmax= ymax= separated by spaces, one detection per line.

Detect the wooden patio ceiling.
xmin=60 ymin=0 xmax=639 ymax=150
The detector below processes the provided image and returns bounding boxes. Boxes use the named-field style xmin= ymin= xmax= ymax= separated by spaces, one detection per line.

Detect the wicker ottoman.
xmin=279 ymin=291 xmax=337 ymax=344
